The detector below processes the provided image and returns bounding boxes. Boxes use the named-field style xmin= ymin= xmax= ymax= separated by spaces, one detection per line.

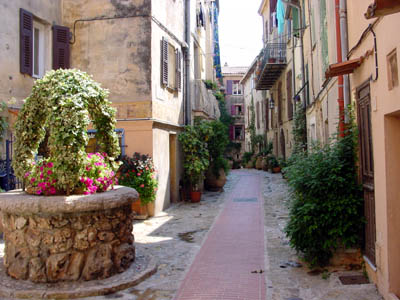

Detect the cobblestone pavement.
xmin=0 ymin=169 xmax=384 ymax=299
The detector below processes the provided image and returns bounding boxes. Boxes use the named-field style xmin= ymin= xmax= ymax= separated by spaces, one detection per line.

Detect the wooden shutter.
xmin=278 ymin=82 xmax=282 ymax=124
xmin=231 ymin=105 xmax=236 ymax=115
xmin=226 ymin=80 xmax=233 ymax=95
xmin=20 ymin=8 xmax=33 ymax=75
xmin=286 ymin=70 xmax=293 ymax=120
xmin=52 ymin=25 xmax=70 ymax=70
xmin=161 ymin=37 xmax=169 ymax=86
xmin=229 ymin=125 xmax=234 ymax=140
xmin=176 ymin=50 xmax=182 ymax=91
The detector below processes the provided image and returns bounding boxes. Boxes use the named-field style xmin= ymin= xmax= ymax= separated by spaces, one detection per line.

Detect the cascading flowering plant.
xmin=118 ymin=153 xmax=158 ymax=205
xmin=26 ymin=153 xmax=117 ymax=195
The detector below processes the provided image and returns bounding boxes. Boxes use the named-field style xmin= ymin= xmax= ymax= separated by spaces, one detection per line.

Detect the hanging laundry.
xmin=277 ymin=0 xmax=285 ymax=34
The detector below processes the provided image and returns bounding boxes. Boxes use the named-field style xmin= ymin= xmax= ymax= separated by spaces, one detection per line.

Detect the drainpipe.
xmin=340 ymin=0 xmax=350 ymax=123
xmin=184 ymin=0 xmax=191 ymax=125
xmin=335 ymin=0 xmax=345 ymax=137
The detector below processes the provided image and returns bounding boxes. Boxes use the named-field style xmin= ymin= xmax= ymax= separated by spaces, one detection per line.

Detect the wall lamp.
xmin=269 ymin=98 xmax=275 ymax=109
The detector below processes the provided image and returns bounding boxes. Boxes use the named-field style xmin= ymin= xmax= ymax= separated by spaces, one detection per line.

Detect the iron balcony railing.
xmin=256 ymin=43 xmax=287 ymax=90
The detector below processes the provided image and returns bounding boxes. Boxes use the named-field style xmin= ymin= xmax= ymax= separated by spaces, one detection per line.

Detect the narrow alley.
xmin=63 ymin=170 xmax=382 ymax=300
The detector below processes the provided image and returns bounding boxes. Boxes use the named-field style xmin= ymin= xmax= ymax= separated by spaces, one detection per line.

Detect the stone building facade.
xmin=221 ymin=65 xmax=248 ymax=160
xmin=0 ymin=0 xmax=222 ymax=214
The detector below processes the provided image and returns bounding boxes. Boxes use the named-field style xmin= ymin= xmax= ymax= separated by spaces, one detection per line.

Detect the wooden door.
xmin=357 ymin=82 xmax=376 ymax=266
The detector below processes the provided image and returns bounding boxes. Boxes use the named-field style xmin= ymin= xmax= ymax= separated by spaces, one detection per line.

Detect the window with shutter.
xmin=266 ymin=100 xmax=269 ymax=130
xmin=161 ymin=37 xmax=169 ymax=86
xmin=52 ymin=25 xmax=70 ymax=70
xmin=176 ymin=50 xmax=182 ymax=91
xmin=256 ymin=102 xmax=260 ymax=129
xmin=278 ymin=82 xmax=282 ymax=124
xmin=226 ymin=80 xmax=233 ymax=95
xmin=20 ymin=8 xmax=33 ymax=75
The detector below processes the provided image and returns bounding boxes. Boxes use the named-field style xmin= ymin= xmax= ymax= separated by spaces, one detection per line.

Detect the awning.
xmin=365 ymin=0 xmax=400 ymax=19
xmin=325 ymin=58 xmax=363 ymax=78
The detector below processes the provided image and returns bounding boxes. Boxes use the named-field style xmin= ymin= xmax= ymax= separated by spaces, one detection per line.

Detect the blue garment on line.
xmin=277 ymin=0 xmax=285 ymax=34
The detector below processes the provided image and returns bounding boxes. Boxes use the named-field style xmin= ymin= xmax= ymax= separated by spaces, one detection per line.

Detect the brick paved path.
xmin=175 ymin=171 xmax=266 ymax=300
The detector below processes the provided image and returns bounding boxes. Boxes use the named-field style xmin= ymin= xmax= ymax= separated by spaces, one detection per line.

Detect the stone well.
xmin=0 ymin=186 xmax=138 ymax=283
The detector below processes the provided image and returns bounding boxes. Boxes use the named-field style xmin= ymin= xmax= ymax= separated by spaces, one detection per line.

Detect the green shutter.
xmin=320 ymin=0 xmax=329 ymax=73
xmin=292 ymin=7 xmax=299 ymax=31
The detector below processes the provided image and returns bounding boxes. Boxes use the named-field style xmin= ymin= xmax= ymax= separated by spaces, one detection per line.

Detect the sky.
xmin=218 ymin=0 xmax=263 ymax=68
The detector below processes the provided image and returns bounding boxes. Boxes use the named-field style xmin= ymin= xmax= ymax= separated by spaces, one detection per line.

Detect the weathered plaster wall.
xmin=62 ymin=0 xmax=152 ymax=118
xmin=151 ymin=0 xmax=184 ymax=125
xmin=348 ymin=1 xmax=400 ymax=299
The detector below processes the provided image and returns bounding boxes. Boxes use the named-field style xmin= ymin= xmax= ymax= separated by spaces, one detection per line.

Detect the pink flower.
xmin=40 ymin=173 xmax=44 ymax=179
xmin=137 ymin=173 xmax=141 ymax=176
xmin=49 ymin=187 xmax=56 ymax=195
xmin=47 ymin=162 xmax=53 ymax=168
xmin=145 ymin=167 xmax=149 ymax=171
xmin=24 ymin=172 xmax=30 ymax=178
xmin=47 ymin=170 xmax=53 ymax=175
xmin=30 ymin=178 xmax=36 ymax=183
xmin=40 ymin=166 xmax=44 ymax=172
xmin=140 ymin=184 xmax=145 ymax=188
xmin=36 ymin=189 xmax=42 ymax=195
xmin=154 ymin=187 xmax=158 ymax=191
xmin=86 ymin=166 xmax=92 ymax=171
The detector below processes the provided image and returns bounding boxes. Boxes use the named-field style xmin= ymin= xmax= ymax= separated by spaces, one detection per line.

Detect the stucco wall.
xmin=62 ymin=0 xmax=152 ymax=118
xmin=151 ymin=0 xmax=184 ymax=125
xmin=347 ymin=2 xmax=400 ymax=299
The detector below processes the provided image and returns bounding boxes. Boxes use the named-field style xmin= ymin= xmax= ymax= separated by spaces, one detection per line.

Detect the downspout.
xmin=335 ymin=0 xmax=345 ymax=137
xmin=184 ymin=0 xmax=191 ymax=125
xmin=292 ymin=22 xmax=296 ymax=114
xmin=340 ymin=0 xmax=350 ymax=123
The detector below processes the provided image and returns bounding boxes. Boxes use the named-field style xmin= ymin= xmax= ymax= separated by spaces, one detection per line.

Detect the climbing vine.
xmin=249 ymin=96 xmax=256 ymax=153
xmin=13 ymin=69 xmax=120 ymax=194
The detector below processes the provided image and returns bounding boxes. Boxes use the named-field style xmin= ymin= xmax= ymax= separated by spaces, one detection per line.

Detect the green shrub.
xmin=13 ymin=69 xmax=120 ymax=194
xmin=203 ymin=80 xmax=217 ymax=90
xmin=284 ymin=121 xmax=364 ymax=266
xmin=118 ymin=153 xmax=158 ymax=204
xmin=242 ymin=151 xmax=254 ymax=165
xmin=207 ymin=120 xmax=230 ymax=177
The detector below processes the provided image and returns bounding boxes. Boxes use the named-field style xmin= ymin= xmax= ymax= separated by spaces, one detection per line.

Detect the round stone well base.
xmin=0 ymin=251 xmax=157 ymax=299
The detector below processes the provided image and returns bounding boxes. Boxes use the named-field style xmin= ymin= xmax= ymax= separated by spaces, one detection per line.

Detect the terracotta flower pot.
xmin=190 ymin=191 xmax=201 ymax=203
xmin=205 ymin=168 xmax=227 ymax=191
xmin=272 ymin=166 xmax=281 ymax=173
xmin=131 ymin=198 xmax=149 ymax=219
xmin=255 ymin=157 xmax=263 ymax=170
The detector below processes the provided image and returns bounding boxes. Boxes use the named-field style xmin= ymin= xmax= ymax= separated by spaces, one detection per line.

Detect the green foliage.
xmin=203 ymin=80 xmax=217 ymax=90
xmin=249 ymin=96 xmax=256 ymax=152
xmin=207 ymin=120 xmax=230 ymax=177
xmin=292 ymin=102 xmax=307 ymax=154
xmin=178 ymin=123 xmax=211 ymax=189
xmin=118 ymin=153 xmax=158 ymax=204
xmin=242 ymin=151 xmax=254 ymax=165
xmin=13 ymin=69 xmax=120 ymax=194
xmin=0 ymin=102 xmax=8 ymax=142
xmin=284 ymin=118 xmax=364 ymax=267
xmin=268 ymin=155 xmax=279 ymax=168
xmin=253 ymin=134 xmax=265 ymax=154
xmin=215 ymin=92 xmax=233 ymax=129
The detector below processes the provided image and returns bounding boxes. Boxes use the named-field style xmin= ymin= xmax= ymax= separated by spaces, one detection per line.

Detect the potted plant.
xmin=268 ymin=155 xmax=281 ymax=173
xmin=179 ymin=124 xmax=210 ymax=202
xmin=118 ymin=153 xmax=158 ymax=219
xmin=205 ymin=120 xmax=229 ymax=191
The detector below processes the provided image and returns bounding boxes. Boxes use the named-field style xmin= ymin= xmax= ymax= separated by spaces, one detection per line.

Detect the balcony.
xmin=255 ymin=43 xmax=287 ymax=90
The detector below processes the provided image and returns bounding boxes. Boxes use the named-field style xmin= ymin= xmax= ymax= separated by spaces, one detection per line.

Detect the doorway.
xmin=356 ymin=81 xmax=376 ymax=266
xmin=169 ymin=134 xmax=178 ymax=203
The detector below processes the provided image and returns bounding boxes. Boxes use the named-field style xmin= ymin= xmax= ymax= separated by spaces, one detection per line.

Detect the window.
xmin=86 ymin=129 xmax=125 ymax=157
xmin=256 ymin=102 xmax=260 ymax=129
xmin=234 ymin=125 xmax=244 ymax=140
xmin=20 ymin=8 xmax=70 ymax=76
xmin=32 ymin=21 xmax=45 ymax=78
xmin=161 ymin=37 xmax=182 ymax=91
xmin=232 ymin=81 xmax=242 ymax=95
xmin=231 ymin=104 xmax=243 ymax=116
xmin=387 ymin=49 xmax=399 ymax=90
